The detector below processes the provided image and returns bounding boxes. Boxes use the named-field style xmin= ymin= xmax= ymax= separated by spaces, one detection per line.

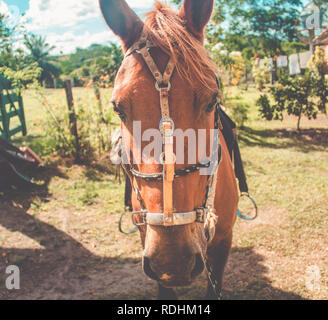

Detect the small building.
xmin=314 ymin=28 xmax=328 ymax=63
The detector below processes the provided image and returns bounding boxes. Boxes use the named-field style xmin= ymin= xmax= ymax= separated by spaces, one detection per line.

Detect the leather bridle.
xmin=118 ymin=27 xmax=222 ymax=242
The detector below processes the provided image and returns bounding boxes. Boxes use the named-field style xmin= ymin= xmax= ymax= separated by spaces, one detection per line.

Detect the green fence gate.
xmin=0 ymin=75 xmax=27 ymax=140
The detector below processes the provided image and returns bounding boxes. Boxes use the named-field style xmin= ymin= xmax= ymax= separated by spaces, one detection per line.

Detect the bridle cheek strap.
xmin=134 ymin=33 xmax=176 ymax=226
xmin=159 ymin=86 xmax=175 ymax=226
xmin=163 ymin=121 xmax=175 ymax=226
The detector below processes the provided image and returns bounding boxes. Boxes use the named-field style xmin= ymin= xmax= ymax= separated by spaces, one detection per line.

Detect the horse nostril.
xmin=191 ymin=253 xmax=204 ymax=279
xmin=142 ymin=257 xmax=159 ymax=281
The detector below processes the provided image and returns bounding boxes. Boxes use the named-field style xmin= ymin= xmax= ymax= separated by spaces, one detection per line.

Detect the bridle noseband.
xmin=119 ymin=28 xmax=222 ymax=239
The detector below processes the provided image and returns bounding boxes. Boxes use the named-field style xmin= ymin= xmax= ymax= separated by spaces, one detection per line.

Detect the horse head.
xmin=100 ymin=0 xmax=220 ymax=288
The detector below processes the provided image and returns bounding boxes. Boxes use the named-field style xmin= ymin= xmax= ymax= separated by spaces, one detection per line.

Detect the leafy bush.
xmin=308 ymin=46 xmax=328 ymax=114
xmin=64 ymin=43 xmax=123 ymax=88
xmin=256 ymin=71 xmax=326 ymax=130
xmin=231 ymin=103 xmax=250 ymax=128
xmin=257 ymin=47 xmax=328 ymax=130
xmin=257 ymin=94 xmax=275 ymax=121
xmin=252 ymin=59 xmax=271 ymax=91
xmin=0 ymin=63 xmax=41 ymax=92
xmin=32 ymin=88 xmax=116 ymax=163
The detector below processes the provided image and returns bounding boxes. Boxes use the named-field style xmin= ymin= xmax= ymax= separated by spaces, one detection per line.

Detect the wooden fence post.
xmin=64 ymin=79 xmax=81 ymax=163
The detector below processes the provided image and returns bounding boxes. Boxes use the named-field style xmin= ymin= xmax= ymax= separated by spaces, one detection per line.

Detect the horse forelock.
xmin=144 ymin=2 xmax=218 ymax=91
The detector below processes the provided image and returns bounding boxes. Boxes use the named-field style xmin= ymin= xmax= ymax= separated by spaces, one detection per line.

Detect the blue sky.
xmin=0 ymin=0 xmax=155 ymax=54
xmin=0 ymin=0 xmax=321 ymax=55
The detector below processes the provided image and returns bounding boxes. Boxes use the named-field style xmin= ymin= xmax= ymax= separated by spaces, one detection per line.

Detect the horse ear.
xmin=179 ymin=0 xmax=214 ymax=41
xmin=99 ymin=0 xmax=144 ymax=51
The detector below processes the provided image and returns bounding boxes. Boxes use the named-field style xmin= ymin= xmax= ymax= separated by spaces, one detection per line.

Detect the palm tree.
xmin=24 ymin=34 xmax=60 ymax=87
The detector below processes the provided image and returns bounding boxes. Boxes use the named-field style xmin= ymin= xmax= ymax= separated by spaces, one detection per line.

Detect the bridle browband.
xmin=119 ymin=27 xmax=222 ymax=239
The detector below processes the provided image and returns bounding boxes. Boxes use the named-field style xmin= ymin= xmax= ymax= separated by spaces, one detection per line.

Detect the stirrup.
xmin=118 ymin=210 xmax=138 ymax=235
xmin=237 ymin=193 xmax=258 ymax=221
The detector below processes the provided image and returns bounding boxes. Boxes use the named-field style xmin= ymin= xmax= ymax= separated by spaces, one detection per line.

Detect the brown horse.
xmin=100 ymin=0 xmax=239 ymax=300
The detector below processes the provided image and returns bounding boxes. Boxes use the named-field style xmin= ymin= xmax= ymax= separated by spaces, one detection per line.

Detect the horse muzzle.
xmin=142 ymin=253 xmax=205 ymax=287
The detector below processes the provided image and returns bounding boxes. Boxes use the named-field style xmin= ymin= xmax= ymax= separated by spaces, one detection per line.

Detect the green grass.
xmin=11 ymin=87 xmax=116 ymax=158
xmin=2 ymin=86 xmax=327 ymax=300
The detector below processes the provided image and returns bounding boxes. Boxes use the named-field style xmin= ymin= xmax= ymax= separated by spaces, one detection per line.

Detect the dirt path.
xmin=0 ymin=189 xmax=326 ymax=300
xmin=0 ymin=199 xmax=155 ymax=300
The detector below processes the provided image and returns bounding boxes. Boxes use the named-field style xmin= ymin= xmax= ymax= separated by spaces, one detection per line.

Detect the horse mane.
xmin=144 ymin=2 xmax=218 ymax=91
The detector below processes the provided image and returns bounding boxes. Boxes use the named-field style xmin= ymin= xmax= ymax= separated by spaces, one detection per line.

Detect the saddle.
xmin=0 ymin=137 xmax=42 ymax=188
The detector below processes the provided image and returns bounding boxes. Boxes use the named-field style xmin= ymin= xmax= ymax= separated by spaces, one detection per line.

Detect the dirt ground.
xmin=0 ymin=185 xmax=326 ymax=300
xmin=0 ymin=125 xmax=327 ymax=300
xmin=1 ymin=85 xmax=326 ymax=300
xmin=0 ymin=194 xmax=153 ymax=300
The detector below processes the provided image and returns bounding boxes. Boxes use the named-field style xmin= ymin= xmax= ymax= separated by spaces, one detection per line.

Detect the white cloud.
xmin=0 ymin=1 xmax=23 ymax=28
xmin=24 ymin=0 xmax=155 ymax=31
xmin=0 ymin=1 xmax=9 ymax=14
xmin=46 ymin=30 xmax=117 ymax=55
xmin=127 ymin=0 xmax=155 ymax=9
xmin=2 ymin=0 xmax=156 ymax=54
xmin=24 ymin=0 xmax=100 ymax=31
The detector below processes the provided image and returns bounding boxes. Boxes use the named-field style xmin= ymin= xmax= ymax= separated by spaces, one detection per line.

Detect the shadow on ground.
xmin=239 ymin=127 xmax=328 ymax=152
xmin=0 ymin=166 xmax=305 ymax=300
xmin=223 ymin=247 xmax=304 ymax=300
xmin=0 ymin=193 xmax=145 ymax=300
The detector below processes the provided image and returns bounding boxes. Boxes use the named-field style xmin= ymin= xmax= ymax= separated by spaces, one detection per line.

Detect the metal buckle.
xmin=159 ymin=152 xmax=176 ymax=165
xmin=155 ymin=81 xmax=171 ymax=92
xmin=132 ymin=210 xmax=147 ymax=226
xmin=135 ymin=41 xmax=149 ymax=53
xmin=195 ymin=207 xmax=207 ymax=223
xmin=159 ymin=117 xmax=175 ymax=136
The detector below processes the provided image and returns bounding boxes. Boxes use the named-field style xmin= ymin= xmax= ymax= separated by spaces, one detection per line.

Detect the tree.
xmin=0 ymin=13 xmax=26 ymax=70
xmin=0 ymin=13 xmax=40 ymax=93
xmin=88 ymin=43 xmax=123 ymax=84
xmin=252 ymin=59 xmax=271 ymax=91
xmin=59 ymin=43 xmax=115 ymax=75
xmin=172 ymin=0 xmax=310 ymax=89
xmin=0 ymin=63 xmax=42 ymax=92
xmin=0 ymin=13 xmax=12 ymax=53
xmin=308 ymin=46 xmax=328 ymax=114
xmin=58 ymin=42 xmax=123 ymax=86
xmin=62 ymin=42 xmax=123 ymax=87
xmin=314 ymin=0 xmax=328 ymax=21
xmin=172 ymin=0 xmax=305 ymax=57
xmin=256 ymin=72 xmax=324 ymax=131
xmin=24 ymin=34 xmax=60 ymax=87
xmin=107 ymin=43 xmax=124 ymax=83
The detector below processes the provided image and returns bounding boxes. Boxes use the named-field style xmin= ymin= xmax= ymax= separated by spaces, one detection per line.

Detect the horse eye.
xmin=112 ymin=103 xmax=127 ymax=122
xmin=205 ymin=102 xmax=216 ymax=113
xmin=205 ymin=94 xmax=219 ymax=113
